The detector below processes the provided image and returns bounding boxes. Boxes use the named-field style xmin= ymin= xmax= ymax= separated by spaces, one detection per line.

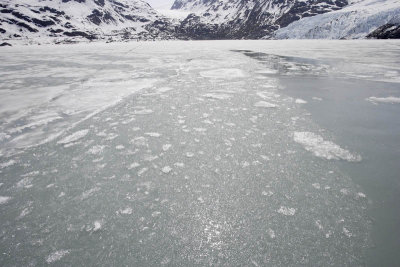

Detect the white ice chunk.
xmin=293 ymin=132 xmax=361 ymax=162
xmin=200 ymin=68 xmax=246 ymax=79
xmin=366 ymin=96 xmax=400 ymax=104
xmin=57 ymin=129 xmax=89 ymax=145
xmin=343 ymin=227 xmax=353 ymax=237
xmin=0 ymin=159 xmax=16 ymax=169
xmin=162 ymin=144 xmax=172 ymax=151
xmin=134 ymin=109 xmax=154 ymax=115
xmin=130 ymin=137 xmax=148 ymax=146
xmin=145 ymin=132 xmax=161 ymax=137
xmin=118 ymin=207 xmax=133 ymax=215
xmin=81 ymin=187 xmax=100 ymax=200
xmin=267 ymin=228 xmax=276 ymax=239
xmin=138 ymin=168 xmax=148 ymax=176
xmin=0 ymin=196 xmax=11 ymax=204
xmin=277 ymin=206 xmax=296 ymax=216
xmin=295 ymin=98 xmax=307 ymax=104
xmin=46 ymin=250 xmax=70 ymax=263
xmin=254 ymin=101 xmax=277 ymax=108
xmin=162 ymin=166 xmax=172 ymax=174
xmin=128 ymin=162 xmax=140 ymax=169
xmin=157 ymin=87 xmax=173 ymax=93
xmin=174 ymin=162 xmax=185 ymax=168
xmin=312 ymin=97 xmax=323 ymax=101
xmin=87 ymin=145 xmax=105 ymax=155
xmin=93 ymin=221 xmax=102 ymax=231
xmin=203 ymin=93 xmax=231 ymax=100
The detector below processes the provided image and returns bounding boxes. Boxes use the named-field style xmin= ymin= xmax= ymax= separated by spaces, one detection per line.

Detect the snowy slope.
xmin=173 ymin=0 xmax=349 ymax=39
xmin=275 ymin=0 xmax=400 ymax=39
xmin=0 ymin=0 xmax=177 ymax=45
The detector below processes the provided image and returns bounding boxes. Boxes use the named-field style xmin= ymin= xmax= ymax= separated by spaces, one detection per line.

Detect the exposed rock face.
xmin=0 ymin=0 xmax=177 ymax=44
xmin=367 ymin=24 xmax=400 ymax=39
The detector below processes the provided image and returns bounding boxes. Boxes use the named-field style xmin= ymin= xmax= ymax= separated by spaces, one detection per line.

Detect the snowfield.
xmin=0 ymin=40 xmax=399 ymax=266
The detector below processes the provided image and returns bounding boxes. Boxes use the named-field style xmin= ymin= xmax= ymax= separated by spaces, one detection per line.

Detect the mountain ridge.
xmin=1 ymin=0 xmax=399 ymax=45
xmin=0 ymin=0 xmax=177 ymax=45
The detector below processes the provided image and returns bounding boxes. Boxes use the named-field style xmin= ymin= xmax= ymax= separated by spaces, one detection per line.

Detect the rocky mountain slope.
xmin=0 ymin=0 xmax=177 ymax=45
xmin=1 ymin=0 xmax=399 ymax=44
xmin=173 ymin=0 xmax=349 ymax=39
xmin=274 ymin=0 xmax=400 ymax=39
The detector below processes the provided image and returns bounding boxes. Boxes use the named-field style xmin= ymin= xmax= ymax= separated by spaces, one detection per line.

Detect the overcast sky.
xmin=145 ymin=0 xmax=175 ymax=9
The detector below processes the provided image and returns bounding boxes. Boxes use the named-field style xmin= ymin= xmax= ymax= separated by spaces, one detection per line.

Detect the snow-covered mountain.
xmin=1 ymin=0 xmax=399 ymax=44
xmin=0 ymin=0 xmax=177 ymax=45
xmin=275 ymin=0 xmax=400 ymax=39
xmin=173 ymin=0 xmax=349 ymax=39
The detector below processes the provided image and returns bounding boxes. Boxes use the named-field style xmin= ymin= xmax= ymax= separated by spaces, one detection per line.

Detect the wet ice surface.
xmin=1 ymin=40 xmax=399 ymax=266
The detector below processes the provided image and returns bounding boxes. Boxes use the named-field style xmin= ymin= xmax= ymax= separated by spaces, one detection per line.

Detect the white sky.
xmin=145 ymin=0 xmax=175 ymax=9
xmin=144 ymin=0 xmax=191 ymax=19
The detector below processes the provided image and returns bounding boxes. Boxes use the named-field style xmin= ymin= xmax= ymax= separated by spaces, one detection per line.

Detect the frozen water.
xmin=1 ymin=40 xmax=398 ymax=266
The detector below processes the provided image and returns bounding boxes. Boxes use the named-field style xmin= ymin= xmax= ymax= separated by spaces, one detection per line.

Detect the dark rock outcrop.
xmin=367 ymin=24 xmax=400 ymax=39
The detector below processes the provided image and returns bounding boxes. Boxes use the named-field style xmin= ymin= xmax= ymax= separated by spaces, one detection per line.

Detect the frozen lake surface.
xmin=0 ymin=40 xmax=399 ymax=266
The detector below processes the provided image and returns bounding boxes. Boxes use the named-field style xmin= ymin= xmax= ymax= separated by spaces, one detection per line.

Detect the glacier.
xmin=275 ymin=0 xmax=400 ymax=39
